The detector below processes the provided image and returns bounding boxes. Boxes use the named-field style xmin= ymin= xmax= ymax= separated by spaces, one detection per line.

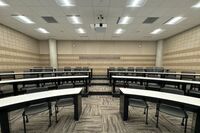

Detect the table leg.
xmin=191 ymin=111 xmax=200 ymax=133
xmin=13 ymin=83 xmax=18 ymax=96
xmin=112 ymin=79 xmax=116 ymax=95
xmin=182 ymin=83 xmax=187 ymax=94
xmin=85 ymin=79 xmax=88 ymax=95
xmin=120 ymin=94 xmax=129 ymax=121
xmin=74 ymin=94 xmax=82 ymax=121
xmin=109 ymin=73 xmax=112 ymax=86
xmin=0 ymin=110 xmax=10 ymax=133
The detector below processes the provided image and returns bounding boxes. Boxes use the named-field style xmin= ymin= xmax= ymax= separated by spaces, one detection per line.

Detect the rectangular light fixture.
xmin=67 ymin=15 xmax=82 ymax=24
xmin=76 ymin=28 xmax=85 ymax=34
xmin=117 ymin=16 xmax=133 ymax=24
xmin=192 ymin=1 xmax=200 ymax=8
xmin=165 ymin=16 xmax=186 ymax=25
xmin=36 ymin=28 xmax=49 ymax=34
xmin=127 ymin=0 xmax=147 ymax=7
xmin=150 ymin=28 xmax=164 ymax=34
xmin=12 ymin=15 xmax=35 ymax=24
xmin=115 ymin=28 xmax=124 ymax=34
xmin=55 ymin=0 xmax=75 ymax=6
xmin=0 ymin=0 xmax=8 ymax=6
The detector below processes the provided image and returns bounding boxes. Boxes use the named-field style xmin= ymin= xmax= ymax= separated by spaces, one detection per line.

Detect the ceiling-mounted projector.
xmin=91 ymin=23 xmax=107 ymax=32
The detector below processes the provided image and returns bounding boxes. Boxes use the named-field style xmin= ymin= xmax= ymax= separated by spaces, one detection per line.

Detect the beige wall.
xmin=56 ymin=41 xmax=156 ymax=75
xmin=163 ymin=25 xmax=200 ymax=72
xmin=0 ymin=24 xmax=41 ymax=72
xmin=39 ymin=40 xmax=50 ymax=67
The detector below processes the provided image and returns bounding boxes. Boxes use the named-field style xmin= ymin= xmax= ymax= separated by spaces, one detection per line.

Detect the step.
xmin=89 ymin=91 xmax=112 ymax=95
xmin=92 ymin=75 xmax=108 ymax=80
xmin=90 ymin=83 xmax=109 ymax=86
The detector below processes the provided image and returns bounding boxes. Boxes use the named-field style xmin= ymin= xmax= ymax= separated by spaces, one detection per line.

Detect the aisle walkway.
xmin=7 ymin=86 xmax=192 ymax=133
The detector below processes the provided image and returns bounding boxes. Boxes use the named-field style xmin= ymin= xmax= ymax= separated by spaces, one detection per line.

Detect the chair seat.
xmin=58 ymin=84 xmax=74 ymax=89
xmin=146 ymin=83 xmax=160 ymax=91
xmin=24 ymin=102 xmax=49 ymax=115
xmin=74 ymin=82 xmax=85 ymax=86
xmin=159 ymin=104 xmax=187 ymax=118
xmin=129 ymin=98 xmax=147 ymax=108
xmin=56 ymin=98 xmax=73 ymax=107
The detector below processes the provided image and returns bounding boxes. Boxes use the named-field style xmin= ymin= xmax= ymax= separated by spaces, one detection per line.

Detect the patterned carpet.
xmin=2 ymin=86 xmax=193 ymax=133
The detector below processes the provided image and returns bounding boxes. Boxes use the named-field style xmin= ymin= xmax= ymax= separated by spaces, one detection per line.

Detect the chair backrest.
xmin=127 ymin=67 xmax=134 ymax=71
xmin=23 ymin=72 xmax=38 ymax=79
xmin=0 ymin=71 xmax=15 ymax=79
xmin=165 ymin=71 xmax=177 ymax=79
xmin=64 ymin=67 xmax=71 ymax=71
xmin=129 ymin=84 xmax=145 ymax=90
xmin=154 ymin=67 xmax=164 ymax=72
xmin=180 ymin=71 xmax=195 ymax=81
xmin=43 ymin=67 xmax=53 ymax=72
xmin=135 ymin=67 xmax=144 ymax=72
xmin=109 ymin=67 xmax=116 ymax=71
xmin=57 ymin=84 xmax=74 ymax=89
xmin=74 ymin=67 xmax=82 ymax=71
xmin=56 ymin=68 xmax=64 ymax=71
xmin=31 ymin=67 xmax=43 ymax=72
xmin=188 ymin=90 xmax=200 ymax=98
xmin=145 ymin=67 xmax=154 ymax=72
xmin=82 ymin=67 xmax=89 ymax=71
xmin=135 ymin=67 xmax=144 ymax=76
xmin=117 ymin=67 xmax=126 ymax=71
xmin=161 ymin=87 xmax=184 ymax=95
xmin=26 ymin=87 xmax=48 ymax=94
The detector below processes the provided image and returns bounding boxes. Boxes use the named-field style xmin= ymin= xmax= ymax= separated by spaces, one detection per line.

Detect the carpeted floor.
xmin=2 ymin=86 xmax=193 ymax=133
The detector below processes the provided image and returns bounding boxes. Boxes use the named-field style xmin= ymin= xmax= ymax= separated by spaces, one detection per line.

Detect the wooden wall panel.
xmin=56 ymin=41 xmax=156 ymax=75
xmin=0 ymin=24 xmax=41 ymax=72
xmin=163 ymin=25 xmax=200 ymax=73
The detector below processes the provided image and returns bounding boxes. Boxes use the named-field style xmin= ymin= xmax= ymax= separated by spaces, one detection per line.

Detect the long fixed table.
xmin=0 ymin=70 xmax=93 ymax=84
xmin=0 ymin=76 xmax=89 ymax=95
xmin=120 ymin=88 xmax=200 ymax=133
xmin=112 ymin=76 xmax=200 ymax=95
xmin=0 ymin=87 xmax=82 ymax=133
xmin=108 ymin=71 xmax=200 ymax=85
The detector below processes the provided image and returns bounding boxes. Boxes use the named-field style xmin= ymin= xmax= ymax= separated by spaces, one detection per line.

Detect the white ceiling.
xmin=0 ymin=0 xmax=200 ymax=41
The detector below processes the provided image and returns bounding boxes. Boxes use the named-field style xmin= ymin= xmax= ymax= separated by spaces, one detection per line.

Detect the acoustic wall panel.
xmin=0 ymin=24 xmax=41 ymax=72
xmin=163 ymin=25 xmax=200 ymax=72
xmin=56 ymin=41 xmax=156 ymax=75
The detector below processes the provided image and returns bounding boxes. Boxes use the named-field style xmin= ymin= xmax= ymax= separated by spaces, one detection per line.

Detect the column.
xmin=49 ymin=39 xmax=58 ymax=68
xmin=155 ymin=40 xmax=163 ymax=67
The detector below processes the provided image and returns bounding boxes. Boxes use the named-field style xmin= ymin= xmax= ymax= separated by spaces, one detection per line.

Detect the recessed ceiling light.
xmin=150 ymin=28 xmax=164 ymax=34
xmin=36 ymin=28 xmax=49 ymax=34
xmin=165 ymin=16 xmax=186 ymax=25
xmin=117 ymin=16 xmax=133 ymax=24
xmin=127 ymin=0 xmax=147 ymax=7
xmin=67 ymin=15 xmax=82 ymax=24
xmin=0 ymin=0 xmax=8 ymax=6
xmin=76 ymin=28 xmax=86 ymax=34
xmin=55 ymin=0 xmax=75 ymax=6
xmin=115 ymin=28 xmax=124 ymax=34
xmin=12 ymin=15 xmax=35 ymax=24
xmin=192 ymin=1 xmax=200 ymax=8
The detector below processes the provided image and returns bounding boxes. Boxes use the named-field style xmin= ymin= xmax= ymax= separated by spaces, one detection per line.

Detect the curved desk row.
xmin=0 ymin=70 xmax=92 ymax=84
xmin=0 ymin=87 xmax=82 ymax=133
xmin=0 ymin=76 xmax=89 ymax=95
xmin=120 ymin=88 xmax=200 ymax=133
xmin=112 ymin=76 xmax=200 ymax=95
xmin=109 ymin=71 xmax=200 ymax=85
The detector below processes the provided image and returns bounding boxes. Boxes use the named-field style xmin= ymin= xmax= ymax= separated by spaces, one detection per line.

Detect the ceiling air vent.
xmin=143 ymin=17 xmax=159 ymax=24
xmin=42 ymin=16 xmax=58 ymax=23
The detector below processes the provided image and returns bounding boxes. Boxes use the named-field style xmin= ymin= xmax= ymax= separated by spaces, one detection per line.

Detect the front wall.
xmin=56 ymin=41 xmax=156 ymax=75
